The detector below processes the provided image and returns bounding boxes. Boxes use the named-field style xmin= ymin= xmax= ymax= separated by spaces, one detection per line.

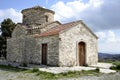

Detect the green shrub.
xmin=113 ymin=61 xmax=120 ymax=66
xmin=32 ymin=68 xmax=39 ymax=72
xmin=110 ymin=61 xmax=120 ymax=70
xmin=110 ymin=66 xmax=116 ymax=70
xmin=110 ymin=65 xmax=120 ymax=70
xmin=116 ymin=65 xmax=120 ymax=70
xmin=95 ymin=67 xmax=100 ymax=72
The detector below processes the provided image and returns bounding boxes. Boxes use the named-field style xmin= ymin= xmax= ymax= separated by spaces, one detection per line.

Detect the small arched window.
xmin=45 ymin=16 xmax=48 ymax=22
xmin=23 ymin=15 xmax=26 ymax=18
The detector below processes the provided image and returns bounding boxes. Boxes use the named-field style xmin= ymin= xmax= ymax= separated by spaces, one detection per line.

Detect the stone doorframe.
xmin=76 ymin=40 xmax=87 ymax=66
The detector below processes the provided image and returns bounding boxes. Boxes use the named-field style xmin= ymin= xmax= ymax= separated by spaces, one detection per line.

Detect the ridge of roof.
xmin=80 ymin=21 xmax=98 ymax=39
xmin=27 ymin=21 xmax=61 ymax=30
xmin=34 ymin=20 xmax=98 ymax=39
xmin=17 ymin=23 xmax=27 ymax=29
xmin=34 ymin=20 xmax=82 ymax=37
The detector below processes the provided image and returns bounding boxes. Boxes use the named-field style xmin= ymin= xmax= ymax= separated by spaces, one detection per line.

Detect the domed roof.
xmin=21 ymin=6 xmax=55 ymax=14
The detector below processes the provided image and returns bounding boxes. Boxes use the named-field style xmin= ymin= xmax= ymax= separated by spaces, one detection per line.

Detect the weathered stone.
xmin=21 ymin=6 xmax=54 ymax=25
xmin=59 ymin=24 xmax=98 ymax=66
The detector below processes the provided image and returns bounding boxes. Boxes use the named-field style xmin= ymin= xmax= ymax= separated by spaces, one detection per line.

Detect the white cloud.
xmin=51 ymin=0 xmax=120 ymax=31
xmin=0 ymin=10 xmax=4 ymax=17
xmin=96 ymin=31 xmax=106 ymax=40
xmin=51 ymin=1 xmax=75 ymax=22
xmin=51 ymin=0 xmax=104 ymax=24
xmin=0 ymin=8 xmax=22 ymax=23
xmin=99 ymin=42 xmax=120 ymax=54
xmin=96 ymin=30 xmax=120 ymax=53
xmin=107 ymin=31 xmax=116 ymax=42
xmin=89 ymin=0 xmax=103 ymax=8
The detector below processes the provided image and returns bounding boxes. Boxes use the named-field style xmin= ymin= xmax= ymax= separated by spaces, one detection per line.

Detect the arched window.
xmin=45 ymin=16 xmax=48 ymax=22
xmin=23 ymin=15 xmax=26 ymax=18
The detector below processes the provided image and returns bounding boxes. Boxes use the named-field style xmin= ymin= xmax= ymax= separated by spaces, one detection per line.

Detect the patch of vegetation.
xmin=80 ymin=69 xmax=100 ymax=76
xmin=95 ymin=67 xmax=100 ymax=72
xmin=26 ymin=69 xmax=101 ymax=79
xmin=31 ymin=68 xmax=39 ymax=72
xmin=99 ymin=59 xmax=118 ymax=63
xmin=0 ymin=64 xmax=26 ymax=72
xmin=0 ymin=64 xmax=101 ymax=79
xmin=112 ymin=61 xmax=120 ymax=66
xmin=36 ymin=71 xmax=56 ymax=79
xmin=110 ymin=61 xmax=120 ymax=71
xmin=23 ymin=68 xmax=39 ymax=73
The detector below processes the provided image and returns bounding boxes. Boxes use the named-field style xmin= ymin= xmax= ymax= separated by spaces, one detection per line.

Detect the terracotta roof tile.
xmin=34 ymin=20 xmax=82 ymax=37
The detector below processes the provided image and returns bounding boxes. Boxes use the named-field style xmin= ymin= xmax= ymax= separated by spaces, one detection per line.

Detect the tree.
xmin=0 ymin=18 xmax=16 ymax=59
xmin=1 ymin=18 xmax=16 ymax=38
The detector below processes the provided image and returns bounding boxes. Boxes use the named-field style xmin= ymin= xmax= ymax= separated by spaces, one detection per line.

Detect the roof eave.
xmin=80 ymin=21 xmax=98 ymax=39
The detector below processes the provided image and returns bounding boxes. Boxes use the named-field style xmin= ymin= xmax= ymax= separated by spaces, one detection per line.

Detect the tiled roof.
xmin=34 ymin=20 xmax=98 ymax=39
xmin=34 ymin=20 xmax=82 ymax=37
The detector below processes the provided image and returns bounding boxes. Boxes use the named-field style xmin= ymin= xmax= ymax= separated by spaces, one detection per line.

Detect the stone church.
xmin=7 ymin=6 xmax=98 ymax=67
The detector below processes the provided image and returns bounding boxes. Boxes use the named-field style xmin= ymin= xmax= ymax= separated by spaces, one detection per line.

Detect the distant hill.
xmin=98 ymin=53 xmax=120 ymax=61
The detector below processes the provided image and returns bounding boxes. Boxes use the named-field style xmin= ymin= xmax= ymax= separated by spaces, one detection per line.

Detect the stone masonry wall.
xmin=36 ymin=35 xmax=59 ymax=66
xmin=7 ymin=24 xmax=27 ymax=63
xmin=7 ymin=21 xmax=60 ymax=66
xmin=40 ymin=21 xmax=60 ymax=33
xmin=7 ymin=24 xmax=41 ymax=65
xmin=12 ymin=24 xmax=27 ymax=38
xmin=24 ymin=36 xmax=41 ymax=64
xmin=59 ymin=24 xmax=98 ymax=66
xmin=7 ymin=37 xmax=25 ymax=63
xmin=27 ymin=21 xmax=60 ymax=34
xmin=7 ymin=35 xmax=41 ymax=65
xmin=22 ymin=9 xmax=54 ymax=25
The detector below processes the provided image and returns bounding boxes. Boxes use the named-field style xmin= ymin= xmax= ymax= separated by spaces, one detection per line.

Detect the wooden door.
xmin=42 ymin=44 xmax=47 ymax=65
xmin=78 ymin=42 xmax=85 ymax=66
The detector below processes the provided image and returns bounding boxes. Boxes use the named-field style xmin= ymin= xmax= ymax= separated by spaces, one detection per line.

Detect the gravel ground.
xmin=0 ymin=69 xmax=120 ymax=80
xmin=0 ymin=69 xmax=41 ymax=80
xmin=59 ymin=73 xmax=120 ymax=80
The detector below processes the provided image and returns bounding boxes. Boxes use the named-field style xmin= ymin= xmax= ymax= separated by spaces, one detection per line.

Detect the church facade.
xmin=7 ymin=6 xmax=98 ymax=66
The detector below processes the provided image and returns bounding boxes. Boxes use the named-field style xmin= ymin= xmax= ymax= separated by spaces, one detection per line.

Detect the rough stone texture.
xmin=7 ymin=6 xmax=98 ymax=67
xmin=7 ymin=24 xmax=40 ymax=64
xmin=7 ymin=26 xmax=59 ymax=66
xmin=7 ymin=36 xmax=25 ymax=63
xmin=12 ymin=24 xmax=27 ymax=38
xmin=36 ymin=35 xmax=59 ymax=66
xmin=40 ymin=21 xmax=61 ymax=33
xmin=22 ymin=6 xmax=54 ymax=25
xmin=27 ymin=21 xmax=61 ymax=34
xmin=59 ymin=23 xmax=98 ymax=66
xmin=7 ymin=35 xmax=41 ymax=65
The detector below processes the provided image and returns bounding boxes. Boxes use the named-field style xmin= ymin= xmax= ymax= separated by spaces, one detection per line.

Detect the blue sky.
xmin=0 ymin=0 xmax=55 ymax=9
xmin=0 ymin=0 xmax=120 ymax=54
xmin=0 ymin=0 xmax=89 ymax=9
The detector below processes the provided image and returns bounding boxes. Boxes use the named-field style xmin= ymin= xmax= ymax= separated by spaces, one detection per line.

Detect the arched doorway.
xmin=78 ymin=42 xmax=86 ymax=66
